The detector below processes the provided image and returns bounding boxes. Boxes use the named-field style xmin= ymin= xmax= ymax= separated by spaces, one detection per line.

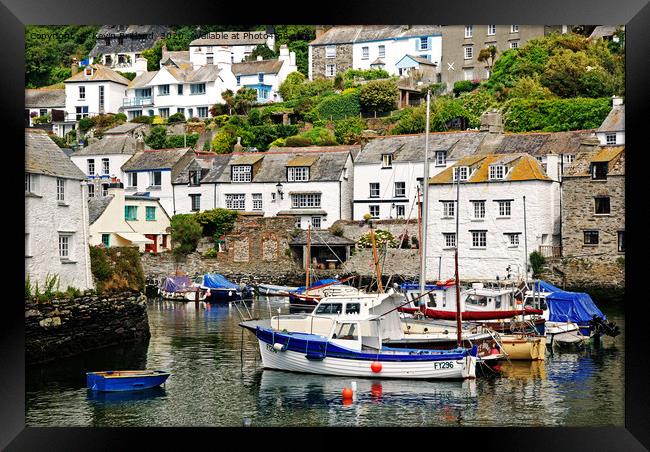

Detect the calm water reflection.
xmin=26 ymin=297 xmax=624 ymax=427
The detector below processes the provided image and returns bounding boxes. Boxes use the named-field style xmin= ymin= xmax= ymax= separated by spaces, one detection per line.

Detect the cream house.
xmin=88 ymin=183 xmax=171 ymax=253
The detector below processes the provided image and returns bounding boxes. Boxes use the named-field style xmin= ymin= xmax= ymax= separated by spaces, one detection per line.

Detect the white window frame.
xmin=326 ymin=45 xmax=336 ymax=58
xmin=489 ymin=164 xmax=505 ymax=180
xmin=606 ymin=133 xmax=617 ymax=145
xmin=435 ymin=151 xmax=447 ymax=166
xmin=288 ymin=166 xmax=309 ymax=182
xmin=369 ymin=205 xmax=380 ymax=218
xmin=56 ymin=178 xmax=65 ymax=202
xmin=464 ymin=46 xmax=473 ymax=60
xmin=511 ymin=25 xmax=519 ymax=33
xmin=102 ymin=158 xmax=110 ymax=176
xmin=79 ymin=86 xmax=85 ymax=100
xmin=149 ymin=170 xmax=162 ymax=187
xmin=498 ymin=200 xmax=512 ymax=217
xmin=231 ymin=165 xmax=252 ymax=182
xmin=419 ymin=37 xmax=429 ymax=51
xmin=382 ymin=154 xmax=393 ymax=168
xmin=87 ymin=159 xmax=95 ymax=176
xmin=369 ymin=182 xmax=380 ymax=198
xmin=395 ymin=205 xmax=405 ymax=218
xmin=362 ymin=46 xmax=369 ymax=60
xmin=291 ymin=193 xmax=321 ymax=208
xmin=158 ymin=84 xmax=170 ymax=96
xmin=252 ymin=193 xmax=263 ymax=211
xmin=58 ymin=234 xmax=72 ymax=260
xmin=453 ymin=166 xmax=469 ymax=182
xmin=472 ymin=200 xmax=486 ymax=219
xmin=442 ymin=201 xmax=455 ymax=218
xmin=510 ymin=41 xmax=520 ymax=49
xmin=190 ymin=194 xmax=201 ymax=212
xmin=197 ymin=107 xmax=209 ymax=118
xmin=378 ymin=45 xmax=385 ymax=58
xmin=25 ymin=173 xmax=39 ymax=194
xmin=325 ymin=64 xmax=336 ymax=77
xmin=443 ymin=233 xmax=456 ymax=248
xmin=127 ymin=172 xmax=138 ymax=188
xmin=311 ymin=216 xmax=321 ymax=229
xmin=394 ymin=182 xmax=406 ymax=198
xmin=506 ymin=233 xmax=520 ymax=247
xmin=488 ymin=25 xmax=496 ymax=36
xmin=471 ymin=231 xmax=487 ymax=248
xmin=464 ymin=25 xmax=473 ymax=38
xmin=225 ymin=193 xmax=246 ymax=210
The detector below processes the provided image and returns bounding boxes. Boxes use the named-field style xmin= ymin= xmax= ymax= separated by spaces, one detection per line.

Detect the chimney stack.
xmin=234 ymin=137 xmax=244 ymax=152
xmin=71 ymin=58 xmax=79 ymax=76
xmin=480 ymin=109 xmax=504 ymax=134
xmin=135 ymin=137 xmax=145 ymax=152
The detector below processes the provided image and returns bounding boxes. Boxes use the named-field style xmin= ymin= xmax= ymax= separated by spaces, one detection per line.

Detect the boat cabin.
xmin=328 ymin=318 xmax=383 ymax=351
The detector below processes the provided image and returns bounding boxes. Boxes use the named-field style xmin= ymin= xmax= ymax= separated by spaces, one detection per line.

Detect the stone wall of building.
xmin=25 ymin=291 xmax=150 ymax=366
xmin=311 ymin=44 xmax=353 ymax=79
xmin=332 ymin=219 xmax=421 ymax=244
xmin=342 ymin=248 xmax=420 ymax=279
xmin=559 ymin=174 xmax=625 ymax=289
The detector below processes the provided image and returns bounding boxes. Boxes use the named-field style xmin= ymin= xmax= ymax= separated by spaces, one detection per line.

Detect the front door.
xmin=145 ymin=234 xmax=157 ymax=253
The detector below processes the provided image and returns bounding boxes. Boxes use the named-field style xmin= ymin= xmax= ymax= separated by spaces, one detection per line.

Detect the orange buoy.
xmin=370 ymin=361 xmax=382 ymax=373
xmin=342 ymin=387 xmax=353 ymax=400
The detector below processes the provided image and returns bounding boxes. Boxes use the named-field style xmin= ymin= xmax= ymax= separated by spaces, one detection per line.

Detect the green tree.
xmin=194 ymin=208 xmax=239 ymax=240
xmin=273 ymin=25 xmax=316 ymax=75
xmin=144 ymin=125 xmax=168 ymax=149
xmin=211 ymin=125 xmax=238 ymax=153
xmin=170 ymin=214 xmax=203 ymax=258
xmin=358 ymin=79 xmax=398 ymax=113
xmin=278 ymin=72 xmax=307 ymax=101
xmin=234 ymin=87 xmax=258 ymax=115
xmin=246 ymin=44 xmax=278 ymax=61
xmin=334 ymin=117 xmax=365 ymax=144
xmin=529 ymin=251 xmax=546 ymax=278
xmin=478 ymin=45 xmax=498 ymax=72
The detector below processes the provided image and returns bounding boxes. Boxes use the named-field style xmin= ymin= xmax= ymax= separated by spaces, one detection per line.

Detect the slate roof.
xmin=429 ymin=153 xmax=550 ymax=184
xmin=232 ymin=59 xmax=284 ymax=75
xmin=161 ymin=50 xmax=191 ymax=69
xmin=478 ymin=130 xmax=594 ymax=156
xmin=310 ymin=25 xmax=442 ymax=45
xmin=25 ymin=130 xmax=87 ymax=180
xmin=290 ymin=230 xmax=355 ymax=246
xmin=563 ymin=146 xmax=625 ymax=177
xmin=589 ymin=25 xmax=621 ymax=39
xmin=103 ymin=122 xmax=148 ymax=135
xmin=172 ymin=154 xmax=230 ymax=184
xmin=65 ymin=65 xmax=131 ymax=85
xmin=25 ymin=89 xmax=65 ymax=108
xmin=355 ymin=132 xmax=487 ymax=164
xmin=122 ymin=148 xmax=194 ymax=181
xmin=71 ymin=135 xmax=139 ymax=156
xmin=128 ymin=71 xmax=158 ymax=88
xmin=163 ymin=65 xmax=222 ymax=83
xmin=88 ymin=196 xmax=114 ymax=225
xmin=89 ymin=25 xmax=169 ymax=56
xmin=405 ymin=54 xmax=436 ymax=66
xmin=596 ymin=105 xmax=624 ymax=132
xmin=190 ymin=31 xmax=268 ymax=47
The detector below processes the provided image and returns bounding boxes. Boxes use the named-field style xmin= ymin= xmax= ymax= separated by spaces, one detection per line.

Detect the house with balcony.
xmin=232 ymin=45 xmax=297 ymax=103
xmin=352 ymin=131 xmax=488 ymax=220
xmin=121 ymin=147 xmax=194 ymax=216
xmin=88 ymin=25 xmax=169 ymax=73
xmin=64 ymin=65 xmax=131 ymax=121
xmin=308 ymin=25 xmax=442 ymax=80
xmin=70 ymin=132 xmax=144 ymax=199
xmin=188 ymin=29 xmax=275 ymax=67
xmin=25 ymin=88 xmax=65 ymax=132
xmin=88 ymin=183 xmax=171 ymax=253
xmin=172 ymin=146 xmax=358 ymax=229
xmin=25 ymin=130 xmax=94 ymax=291
xmin=121 ymin=64 xmax=228 ymax=120
xmin=426 ymin=153 xmax=560 ymax=281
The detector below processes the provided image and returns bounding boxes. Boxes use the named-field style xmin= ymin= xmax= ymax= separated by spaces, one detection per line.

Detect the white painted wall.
xmin=65 ymin=80 xmax=127 ymax=120
xmin=71 ymin=154 xmax=133 ymax=181
xmin=424 ymin=179 xmax=560 ymax=281
xmin=596 ymin=131 xmax=625 ymax=146
xmin=25 ymin=174 xmax=93 ymax=290
xmin=351 ymin=36 xmax=442 ymax=76
xmin=123 ymin=170 xmax=174 ymax=218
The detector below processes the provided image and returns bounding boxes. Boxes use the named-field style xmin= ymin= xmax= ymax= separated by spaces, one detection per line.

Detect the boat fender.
xmin=228 ymin=291 xmax=232 ymax=297
xmin=273 ymin=343 xmax=287 ymax=352
xmin=370 ymin=361 xmax=382 ymax=373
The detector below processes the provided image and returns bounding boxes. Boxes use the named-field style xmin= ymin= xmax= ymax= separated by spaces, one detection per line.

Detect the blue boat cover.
xmin=292 ymin=279 xmax=339 ymax=294
xmin=202 ymin=274 xmax=240 ymax=290
xmin=161 ymin=276 xmax=192 ymax=293
xmin=532 ymin=280 xmax=606 ymax=322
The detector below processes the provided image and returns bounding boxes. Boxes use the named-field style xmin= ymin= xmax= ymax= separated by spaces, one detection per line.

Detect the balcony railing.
xmin=539 ymin=245 xmax=562 ymax=259
xmin=123 ymin=97 xmax=153 ymax=107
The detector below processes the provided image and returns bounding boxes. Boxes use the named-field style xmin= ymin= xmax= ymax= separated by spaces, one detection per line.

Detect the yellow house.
xmin=88 ymin=183 xmax=171 ymax=253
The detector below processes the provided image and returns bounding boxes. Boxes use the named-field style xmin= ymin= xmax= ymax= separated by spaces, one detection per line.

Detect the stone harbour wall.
xmin=25 ymin=291 xmax=150 ymax=366
xmin=342 ymin=248 xmax=420 ymax=279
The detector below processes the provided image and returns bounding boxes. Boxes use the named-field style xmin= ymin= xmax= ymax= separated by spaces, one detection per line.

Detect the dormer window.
xmin=189 ymin=170 xmax=200 ymax=186
xmin=435 ymin=151 xmax=447 ymax=166
xmin=232 ymin=165 xmax=252 ymax=182
xmin=85 ymin=67 xmax=93 ymax=76
xmin=287 ymin=166 xmax=309 ymax=182
xmin=489 ymin=164 xmax=505 ymax=180
xmin=382 ymin=154 xmax=393 ymax=168
xmin=591 ymin=162 xmax=608 ymax=180
xmin=453 ymin=166 xmax=469 ymax=181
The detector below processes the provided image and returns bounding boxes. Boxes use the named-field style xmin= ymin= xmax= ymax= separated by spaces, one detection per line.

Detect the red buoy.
xmin=342 ymin=387 xmax=353 ymax=400
xmin=370 ymin=361 xmax=382 ymax=373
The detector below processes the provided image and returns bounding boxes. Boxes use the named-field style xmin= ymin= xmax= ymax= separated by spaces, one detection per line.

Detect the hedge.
xmin=503 ymin=97 xmax=612 ymax=132
xmin=308 ymin=92 xmax=360 ymax=121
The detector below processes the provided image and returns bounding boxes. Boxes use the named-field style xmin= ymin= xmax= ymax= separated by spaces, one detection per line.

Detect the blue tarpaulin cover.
xmin=161 ymin=276 xmax=193 ymax=293
xmin=293 ymin=279 xmax=339 ymax=294
xmin=533 ymin=280 xmax=606 ymax=322
xmin=202 ymin=274 xmax=240 ymax=290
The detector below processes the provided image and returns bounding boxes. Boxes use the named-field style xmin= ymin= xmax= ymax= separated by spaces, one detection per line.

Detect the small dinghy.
xmin=159 ymin=275 xmax=207 ymax=302
xmin=86 ymin=370 xmax=170 ymax=392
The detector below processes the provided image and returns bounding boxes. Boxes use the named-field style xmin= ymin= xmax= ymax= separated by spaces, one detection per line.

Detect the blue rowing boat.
xmin=86 ymin=370 xmax=170 ymax=392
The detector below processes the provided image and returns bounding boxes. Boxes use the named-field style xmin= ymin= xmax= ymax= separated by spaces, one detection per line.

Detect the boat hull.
xmin=206 ymin=289 xmax=244 ymax=303
xmin=258 ymin=339 xmax=476 ymax=379
xmin=400 ymin=307 xmax=544 ymax=321
xmin=86 ymin=371 xmax=170 ymax=392
xmin=499 ymin=336 xmax=546 ymax=360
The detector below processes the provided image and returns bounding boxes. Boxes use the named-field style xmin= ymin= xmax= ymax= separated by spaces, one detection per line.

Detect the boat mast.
xmin=419 ymin=90 xmax=431 ymax=298
xmin=305 ymin=223 xmax=311 ymax=291
xmin=455 ymin=159 xmax=462 ymax=347
xmin=370 ymin=226 xmax=384 ymax=293
xmin=417 ymin=187 xmax=422 ymax=260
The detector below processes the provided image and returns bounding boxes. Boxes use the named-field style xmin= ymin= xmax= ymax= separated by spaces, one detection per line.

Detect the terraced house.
xmin=64 ymin=64 xmax=131 ymax=120
xmin=172 ymin=146 xmax=358 ymax=229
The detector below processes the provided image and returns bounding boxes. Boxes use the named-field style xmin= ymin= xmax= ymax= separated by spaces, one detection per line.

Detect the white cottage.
xmin=231 ymin=46 xmax=297 ymax=103
xmin=25 ymin=130 xmax=94 ymax=291
xmin=426 ymin=153 xmax=560 ymax=281
xmin=595 ymin=96 xmax=624 ymax=146
xmin=25 ymin=88 xmax=65 ymax=131
xmin=121 ymin=147 xmax=195 ymax=216
xmin=189 ymin=30 xmax=275 ymax=67
xmin=172 ymin=146 xmax=358 ymax=229
xmin=64 ymin=65 xmax=131 ymax=120
xmin=352 ymin=131 xmax=488 ymax=220
xmin=88 ymin=25 xmax=169 ymax=73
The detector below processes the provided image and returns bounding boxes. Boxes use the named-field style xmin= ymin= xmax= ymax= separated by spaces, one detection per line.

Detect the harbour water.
xmin=26 ymin=296 xmax=624 ymax=427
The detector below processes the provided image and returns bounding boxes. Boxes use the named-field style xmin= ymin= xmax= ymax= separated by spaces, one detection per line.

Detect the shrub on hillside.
xmin=167 ymin=112 xmax=186 ymax=123
xmin=358 ymin=79 xmax=398 ymax=113
xmin=170 ymin=214 xmax=203 ymax=258
xmin=284 ymin=135 xmax=313 ymax=147
xmin=130 ymin=115 xmax=153 ymax=124
xmin=503 ymin=97 xmax=611 ymax=132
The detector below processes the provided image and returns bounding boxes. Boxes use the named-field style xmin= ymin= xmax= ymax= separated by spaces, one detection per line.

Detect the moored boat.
xmin=198 ymin=273 xmax=250 ymax=302
xmin=498 ymin=334 xmax=547 ymax=360
xmin=158 ymin=275 xmax=207 ymax=302
xmin=254 ymin=283 xmax=299 ymax=297
xmin=86 ymin=370 xmax=170 ymax=392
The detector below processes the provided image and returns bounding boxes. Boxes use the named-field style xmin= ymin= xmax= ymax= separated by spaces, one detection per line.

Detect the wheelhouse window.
xmin=287 ymin=166 xmax=309 ymax=182
xmin=231 ymin=165 xmax=252 ymax=182
xmin=394 ymin=182 xmax=406 ymax=197
xmin=381 ymin=154 xmax=393 ymax=168
xmin=591 ymin=162 xmax=608 ymax=180
xmin=489 ymin=164 xmax=505 ymax=180
xmin=369 ymin=182 xmax=380 ymax=198
xmin=225 ymin=194 xmax=245 ymax=210
xmin=333 ymin=322 xmax=358 ymax=341
xmin=584 ymin=230 xmax=599 ymax=245
xmin=291 ymin=193 xmax=321 ymax=208
xmin=471 ymin=231 xmax=487 ymax=248
xmin=315 ymin=303 xmax=342 ymax=315
xmin=346 ymin=303 xmax=360 ymax=314
xmin=443 ymin=233 xmax=456 ymax=248
xmin=594 ymin=196 xmax=611 ymax=214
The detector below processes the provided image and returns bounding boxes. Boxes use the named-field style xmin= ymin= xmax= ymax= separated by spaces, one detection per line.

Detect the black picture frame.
xmin=3 ymin=0 xmax=649 ymax=449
